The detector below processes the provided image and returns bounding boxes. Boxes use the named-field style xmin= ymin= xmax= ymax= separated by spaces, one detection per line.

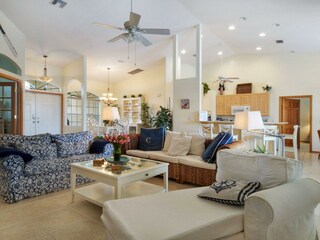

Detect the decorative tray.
xmin=105 ymin=156 xmax=129 ymax=165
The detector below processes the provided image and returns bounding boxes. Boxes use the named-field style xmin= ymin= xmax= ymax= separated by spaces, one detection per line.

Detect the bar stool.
xmin=263 ymin=125 xmax=278 ymax=155
xmin=283 ymin=125 xmax=299 ymax=160
xmin=201 ymin=124 xmax=214 ymax=139
xmin=218 ymin=124 xmax=238 ymax=141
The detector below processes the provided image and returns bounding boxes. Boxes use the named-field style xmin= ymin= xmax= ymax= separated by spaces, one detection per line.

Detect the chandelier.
xmin=38 ymin=55 xmax=53 ymax=83
xmin=100 ymin=67 xmax=117 ymax=106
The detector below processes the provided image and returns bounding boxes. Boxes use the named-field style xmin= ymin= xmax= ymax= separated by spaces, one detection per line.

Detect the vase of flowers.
xmin=104 ymin=133 xmax=130 ymax=161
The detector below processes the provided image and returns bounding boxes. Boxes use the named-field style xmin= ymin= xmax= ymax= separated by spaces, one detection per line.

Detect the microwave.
xmin=231 ymin=106 xmax=250 ymax=115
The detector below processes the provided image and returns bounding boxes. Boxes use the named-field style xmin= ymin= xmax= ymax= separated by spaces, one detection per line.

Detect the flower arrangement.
xmin=104 ymin=133 xmax=131 ymax=148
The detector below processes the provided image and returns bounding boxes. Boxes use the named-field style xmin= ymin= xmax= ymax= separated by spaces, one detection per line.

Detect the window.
xmin=67 ymin=91 xmax=100 ymax=127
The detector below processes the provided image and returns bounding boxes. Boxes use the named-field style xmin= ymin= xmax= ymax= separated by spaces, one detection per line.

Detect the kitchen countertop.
xmin=199 ymin=121 xmax=288 ymax=125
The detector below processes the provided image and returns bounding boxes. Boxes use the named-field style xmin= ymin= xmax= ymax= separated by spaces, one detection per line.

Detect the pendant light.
xmin=101 ymin=67 xmax=117 ymax=106
xmin=38 ymin=55 xmax=53 ymax=83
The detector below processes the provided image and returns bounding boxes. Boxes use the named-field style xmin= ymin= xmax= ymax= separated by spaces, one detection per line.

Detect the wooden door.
xmin=231 ymin=95 xmax=241 ymax=106
xmin=0 ymin=82 xmax=16 ymax=134
xmin=260 ymin=93 xmax=269 ymax=116
xmin=282 ymin=99 xmax=300 ymax=147
xmin=241 ymin=94 xmax=251 ymax=106
xmin=224 ymin=95 xmax=233 ymax=115
xmin=250 ymin=94 xmax=260 ymax=111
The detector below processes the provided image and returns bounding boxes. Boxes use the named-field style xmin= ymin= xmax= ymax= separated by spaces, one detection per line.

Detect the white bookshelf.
xmin=122 ymin=98 xmax=142 ymax=128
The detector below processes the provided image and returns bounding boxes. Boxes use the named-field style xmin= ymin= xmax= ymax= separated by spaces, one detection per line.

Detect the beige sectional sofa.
xmin=101 ymin=149 xmax=320 ymax=240
xmin=124 ymin=132 xmax=244 ymax=186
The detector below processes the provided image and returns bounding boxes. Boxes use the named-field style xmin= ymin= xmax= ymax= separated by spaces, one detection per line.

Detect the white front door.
xmin=24 ymin=91 xmax=62 ymax=135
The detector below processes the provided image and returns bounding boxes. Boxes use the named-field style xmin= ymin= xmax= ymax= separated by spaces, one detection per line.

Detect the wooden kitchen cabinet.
xmin=216 ymin=93 xmax=269 ymax=116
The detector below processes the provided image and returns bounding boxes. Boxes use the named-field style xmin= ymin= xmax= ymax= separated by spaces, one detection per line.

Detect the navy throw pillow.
xmin=139 ymin=127 xmax=165 ymax=151
xmin=202 ymin=132 xmax=233 ymax=164
xmin=0 ymin=147 xmax=33 ymax=163
xmin=89 ymin=140 xmax=109 ymax=154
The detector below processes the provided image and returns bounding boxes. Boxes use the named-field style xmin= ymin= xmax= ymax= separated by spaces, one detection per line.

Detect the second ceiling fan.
xmin=94 ymin=0 xmax=170 ymax=47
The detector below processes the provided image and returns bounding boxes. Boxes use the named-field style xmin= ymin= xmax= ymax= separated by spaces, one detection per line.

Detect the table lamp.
xmin=234 ymin=111 xmax=285 ymax=156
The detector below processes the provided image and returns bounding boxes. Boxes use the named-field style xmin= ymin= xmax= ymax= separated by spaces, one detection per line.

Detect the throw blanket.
xmin=0 ymin=148 xmax=33 ymax=163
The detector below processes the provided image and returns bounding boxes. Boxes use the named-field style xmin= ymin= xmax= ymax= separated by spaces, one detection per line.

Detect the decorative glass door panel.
xmin=0 ymin=82 xmax=16 ymax=134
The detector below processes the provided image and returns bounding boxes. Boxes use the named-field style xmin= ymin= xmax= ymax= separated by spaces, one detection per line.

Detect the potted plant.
xmin=140 ymin=102 xmax=153 ymax=128
xmin=262 ymin=85 xmax=272 ymax=92
xmin=202 ymin=82 xmax=211 ymax=96
xmin=153 ymin=106 xmax=173 ymax=131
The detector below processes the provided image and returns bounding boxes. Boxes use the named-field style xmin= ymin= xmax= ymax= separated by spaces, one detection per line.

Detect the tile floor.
xmin=0 ymin=150 xmax=319 ymax=240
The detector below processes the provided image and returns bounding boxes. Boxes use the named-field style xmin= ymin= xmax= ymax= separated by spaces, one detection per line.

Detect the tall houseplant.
xmin=140 ymin=102 xmax=153 ymax=128
xmin=153 ymin=106 xmax=173 ymax=131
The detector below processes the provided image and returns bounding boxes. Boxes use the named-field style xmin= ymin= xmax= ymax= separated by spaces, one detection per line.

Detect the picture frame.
xmin=181 ymin=99 xmax=190 ymax=109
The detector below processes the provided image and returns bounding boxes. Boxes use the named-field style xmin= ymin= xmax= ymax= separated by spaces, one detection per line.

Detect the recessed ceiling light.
xmin=291 ymin=50 xmax=295 ymax=53
xmin=256 ymin=47 xmax=262 ymax=51
xmin=228 ymin=25 xmax=235 ymax=31
xmin=181 ymin=49 xmax=186 ymax=54
xmin=272 ymin=23 xmax=280 ymax=27
xmin=259 ymin=32 xmax=266 ymax=37
xmin=217 ymin=51 xmax=223 ymax=56
xmin=239 ymin=17 xmax=247 ymax=21
xmin=201 ymin=34 xmax=204 ymax=38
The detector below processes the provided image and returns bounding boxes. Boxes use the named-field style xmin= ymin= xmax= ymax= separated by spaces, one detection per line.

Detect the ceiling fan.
xmin=93 ymin=0 xmax=170 ymax=47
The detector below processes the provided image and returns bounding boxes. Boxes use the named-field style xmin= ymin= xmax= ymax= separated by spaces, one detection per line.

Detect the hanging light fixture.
xmin=100 ymin=67 xmax=117 ymax=106
xmin=38 ymin=55 xmax=53 ymax=83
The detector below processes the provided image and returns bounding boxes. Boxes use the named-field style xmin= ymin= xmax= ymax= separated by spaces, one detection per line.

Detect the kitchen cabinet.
xmin=216 ymin=93 xmax=269 ymax=116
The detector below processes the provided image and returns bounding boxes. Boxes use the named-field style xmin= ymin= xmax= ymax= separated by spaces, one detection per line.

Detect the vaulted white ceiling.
xmin=1 ymin=0 xmax=320 ymax=82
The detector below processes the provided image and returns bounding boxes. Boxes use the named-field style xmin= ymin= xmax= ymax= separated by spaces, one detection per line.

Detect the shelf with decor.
xmin=122 ymin=97 xmax=143 ymax=125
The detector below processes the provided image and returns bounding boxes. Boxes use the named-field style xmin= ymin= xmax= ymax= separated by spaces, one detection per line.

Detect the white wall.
xmin=112 ymin=59 xmax=166 ymax=117
xmin=173 ymin=77 xmax=200 ymax=133
xmin=0 ymin=10 xmax=25 ymax=79
xmin=202 ymin=53 xmax=320 ymax=151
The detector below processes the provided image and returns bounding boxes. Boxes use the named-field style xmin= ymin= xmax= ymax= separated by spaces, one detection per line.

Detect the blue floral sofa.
xmin=0 ymin=131 xmax=113 ymax=203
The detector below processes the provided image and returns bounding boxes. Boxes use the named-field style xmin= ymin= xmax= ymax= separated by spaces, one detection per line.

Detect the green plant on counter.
xmin=253 ymin=144 xmax=267 ymax=154
xmin=140 ymin=102 xmax=153 ymax=128
xmin=153 ymin=106 xmax=173 ymax=131
xmin=202 ymin=82 xmax=211 ymax=96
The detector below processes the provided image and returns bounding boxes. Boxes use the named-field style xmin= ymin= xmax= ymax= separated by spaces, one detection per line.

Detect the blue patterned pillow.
xmin=202 ymin=132 xmax=233 ymax=164
xmin=0 ymin=134 xmax=20 ymax=148
xmin=139 ymin=128 xmax=165 ymax=151
xmin=56 ymin=140 xmax=89 ymax=158
xmin=52 ymin=131 xmax=93 ymax=143
xmin=198 ymin=180 xmax=260 ymax=206
xmin=89 ymin=140 xmax=109 ymax=154
xmin=14 ymin=142 xmax=57 ymax=160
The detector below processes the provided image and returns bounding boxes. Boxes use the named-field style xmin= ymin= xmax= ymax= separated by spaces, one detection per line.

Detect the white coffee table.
xmin=71 ymin=156 xmax=168 ymax=206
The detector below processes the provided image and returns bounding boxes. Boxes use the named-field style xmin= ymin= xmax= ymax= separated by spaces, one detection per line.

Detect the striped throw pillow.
xmin=197 ymin=180 xmax=260 ymax=206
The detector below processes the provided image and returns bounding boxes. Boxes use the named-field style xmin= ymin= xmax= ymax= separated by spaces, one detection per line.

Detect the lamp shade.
xmin=234 ymin=111 xmax=264 ymax=130
xmin=102 ymin=107 xmax=120 ymax=121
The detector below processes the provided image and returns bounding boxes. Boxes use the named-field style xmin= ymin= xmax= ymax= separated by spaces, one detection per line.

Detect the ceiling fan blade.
xmin=129 ymin=11 xmax=141 ymax=27
xmin=93 ymin=22 xmax=125 ymax=31
xmin=140 ymin=28 xmax=170 ymax=35
xmin=107 ymin=33 xmax=130 ymax=43
xmin=134 ymin=33 xmax=152 ymax=47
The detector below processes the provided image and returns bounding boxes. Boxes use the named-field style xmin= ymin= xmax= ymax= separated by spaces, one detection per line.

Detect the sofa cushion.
xmin=202 ymin=132 xmax=233 ymax=163
xmin=139 ymin=127 xmax=165 ymax=151
xmin=56 ymin=140 xmax=89 ymax=158
xmin=24 ymin=154 xmax=101 ymax=176
xmin=188 ymin=133 xmax=206 ymax=156
xmin=179 ymin=155 xmax=216 ymax=170
xmin=167 ymin=136 xmax=192 ymax=156
xmin=198 ymin=180 xmax=260 ymax=206
xmin=89 ymin=140 xmax=109 ymax=154
xmin=0 ymin=133 xmax=52 ymax=148
xmin=216 ymin=149 xmax=303 ymax=190
xmin=126 ymin=149 xmax=151 ymax=159
xmin=163 ymin=131 xmax=183 ymax=151
xmin=14 ymin=142 xmax=57 ymax=160
xmin=102 ymin=187 xmax=244 ymax=240
xmin=149 ymin=151 xmax=179 ymax=164
xmin=52 ymin=131 xmax=93 ymax=143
